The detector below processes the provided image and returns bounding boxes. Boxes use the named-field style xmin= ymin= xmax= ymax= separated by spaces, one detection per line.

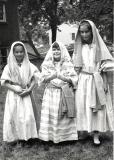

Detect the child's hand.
xmin=57 ymin=73 xmax=71 ymax=83
xmin=51 ymin=72 xmax=57 ymax=80
xmin=44 ymin=72 xmax=57 ymax=82
xmin=19 ymin=88 xmax=31 ymax=97
xmin=13 ymin=86 xmax=23 ymax=94
xmin=57 ymin=72 xmax=64 ymax=79
xmin=57 ymin=73 xmax=67 ymax=81
xmin=57 ymin=73 xmax=63 ymax=80
xmin=103 ymin=82 xmax=108 ymax=94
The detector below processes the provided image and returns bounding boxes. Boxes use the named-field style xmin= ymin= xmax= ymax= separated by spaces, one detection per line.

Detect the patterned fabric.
xmin=39 ymin=41 xmax=78 ymax=143
xmin=58 ymin=84 xmax=75 ymax=118
xmin=39 ymin=87 xmax=78 ymax=143
xmin=40 ymin=41 xmax=78 ymax=87
xmin=100 ymin=60 xmax=114 ymax=72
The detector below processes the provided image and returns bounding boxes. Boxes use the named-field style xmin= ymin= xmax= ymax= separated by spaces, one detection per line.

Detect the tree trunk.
xmin=50 ymin=0 xmax=58 ymax=43
xmin=26 ymin=31 xmax=41 ymax=58
xmin=51 ymin=24 xmax=57 ymax=43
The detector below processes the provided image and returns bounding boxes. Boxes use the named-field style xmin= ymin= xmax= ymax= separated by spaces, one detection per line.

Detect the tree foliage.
xmin=18 ymin=0 xmax=113 ymax=44
xmin=60 ymin=0 xmax=113 ymax=41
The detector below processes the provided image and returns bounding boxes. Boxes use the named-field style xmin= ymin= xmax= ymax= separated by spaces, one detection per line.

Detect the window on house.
xmin=72 ymin=33 xmax=75 ymax=40
xmin=0 ymin=3 xmax=6 ymax=23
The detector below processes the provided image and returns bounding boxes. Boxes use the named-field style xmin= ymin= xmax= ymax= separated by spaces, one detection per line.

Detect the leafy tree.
xmin=60 ymin=0 xmax=113 ymax=42
xmin=18 ymin=0 xmax=41 ymax=57
xmin=18 ymin=0 xmax=113 ymax=48
xmin=18 ymin=0 xmax=59 ymax=44
xmin=18 ymin=0 xmax=73 ymax=44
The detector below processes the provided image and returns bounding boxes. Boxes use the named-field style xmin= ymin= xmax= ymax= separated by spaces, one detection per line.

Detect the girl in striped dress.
xmin=38 ymin=41 xmax=78 ymax=143
xmin=72 ymin=20 xmax=114 ymax=145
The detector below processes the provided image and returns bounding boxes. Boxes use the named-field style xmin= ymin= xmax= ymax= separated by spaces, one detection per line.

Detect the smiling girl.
xmin=1 ymin=41 xmax=39 ymax=145
xmin=38 ymin=41 xmax=78 ymax=143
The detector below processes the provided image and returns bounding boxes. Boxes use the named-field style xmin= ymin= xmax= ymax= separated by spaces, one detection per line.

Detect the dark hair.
xmin=13 ymin=43 xmax=25 ymax=52
xmin=52 ymin=42 xmax=60 ymax=50
xmin=79 ymin=20 xmax=92 ymax=33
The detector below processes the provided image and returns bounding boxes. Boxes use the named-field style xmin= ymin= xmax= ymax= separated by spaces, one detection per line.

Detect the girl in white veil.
xmin=1 ymin=41 xmax=40 ymax=145
xmin=38 ymin=41 xmax=78 ymax=143
xmin=72 ymin=20 xmax=114 ymax=145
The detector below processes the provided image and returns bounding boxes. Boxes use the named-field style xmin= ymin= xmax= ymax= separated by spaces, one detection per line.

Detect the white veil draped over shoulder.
xmin=7 ymin=41 xmax=32 ymax=88
xmin=72 ymin=20 xmax=114 ymax=70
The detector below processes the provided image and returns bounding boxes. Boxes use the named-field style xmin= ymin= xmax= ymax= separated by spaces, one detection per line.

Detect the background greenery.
xmin=18 ymin=0 xmax=113 ymax=44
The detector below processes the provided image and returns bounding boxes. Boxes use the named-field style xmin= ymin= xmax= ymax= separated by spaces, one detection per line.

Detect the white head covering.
xmin=39 ymin=41 xmax=78 ymax=87
xmin=72 ymin=20 xmax=114 ymax=68
xmin=42 ymin=41 xmax=71 ymax=64
xmin=41 ymin=41 xmax=75 ymax=76
xmin=7 ymin=41 xmax=31 ymax=88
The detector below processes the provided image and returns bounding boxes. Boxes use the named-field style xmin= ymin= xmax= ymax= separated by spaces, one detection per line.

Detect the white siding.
xmin=47 ymin=23 xmax=78 ymax=46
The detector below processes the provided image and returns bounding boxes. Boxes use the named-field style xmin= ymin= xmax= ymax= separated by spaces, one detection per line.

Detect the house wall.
xmin=0 ymin=0 xmax=19 ymax=47
xmin=56 ymin=25 xmax=78 ymax=45
xmin=47 ymin=24 xmax=78 ymax=46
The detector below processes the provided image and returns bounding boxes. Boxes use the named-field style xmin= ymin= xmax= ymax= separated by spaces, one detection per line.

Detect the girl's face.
xmin=13 ymin=45 xmax=25 ymax=63
xmin=52 ymin=46 xmax=61 ymax=62
xmin=79 ymin=24 xmax=92 ymax=44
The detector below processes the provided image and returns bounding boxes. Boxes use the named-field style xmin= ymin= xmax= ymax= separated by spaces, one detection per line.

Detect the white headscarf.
xmin=7 ymin=41 xmax=31 ymax=88
xmin=72 ymin=20 xmax=114 ymax=68
xmin=41 ymin=41 xmax=76 ymax=77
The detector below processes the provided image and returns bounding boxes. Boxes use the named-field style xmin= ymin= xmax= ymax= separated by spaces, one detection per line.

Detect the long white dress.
xmin=1 ymin=63 xmax=38 ymax=142
xmin=76 ymin=44 xmax=113 ymax=132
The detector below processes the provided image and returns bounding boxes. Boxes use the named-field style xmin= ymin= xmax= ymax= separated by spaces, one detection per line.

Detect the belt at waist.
xmin=81 ymin=70 xmax=93 ymax=75
xmin=81 ymin=71 xmax=106 ymax=112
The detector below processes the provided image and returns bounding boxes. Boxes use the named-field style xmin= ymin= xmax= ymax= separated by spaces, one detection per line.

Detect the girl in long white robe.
xmin=1 ymin=41 xmax=39 ymax=143
xmin=38 ymin=41 xmax=78 ymax=143
xmin=72 ymin=20 xmax=114 ymax=144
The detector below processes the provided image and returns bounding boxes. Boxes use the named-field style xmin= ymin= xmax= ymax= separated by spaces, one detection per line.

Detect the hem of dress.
xmin=38 ymin=135 xmax=78 ymax=143
xmin=77 ymin=129 xmax=112 ymax=132
xmin=3 ymin=136 xmax=39 ymax=143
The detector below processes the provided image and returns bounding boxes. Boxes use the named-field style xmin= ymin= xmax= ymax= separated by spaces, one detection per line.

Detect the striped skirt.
xmin=38 ymin=87 xmax=78 ymax=143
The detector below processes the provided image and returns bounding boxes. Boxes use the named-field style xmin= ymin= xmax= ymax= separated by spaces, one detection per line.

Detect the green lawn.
xmin=0 ymin=59 xmax=113 ymax=160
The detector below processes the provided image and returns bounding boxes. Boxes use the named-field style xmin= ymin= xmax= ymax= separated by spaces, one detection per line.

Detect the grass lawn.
xmin=0 ymin=59 xmax=113 ymax=160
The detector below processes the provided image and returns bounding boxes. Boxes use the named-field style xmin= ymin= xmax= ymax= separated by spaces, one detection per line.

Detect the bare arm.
xmin=19 ymin=77 xmax=36 ymax=97
xmin=2 ymin=81 xmax=23 ymax=94
xmin=43 ymin=73 xmax=57 ymax=83
xmin=57 ymin=74 xmax=72 ymax=84
xmin=101 ymin=72 xmax=108 ymax=93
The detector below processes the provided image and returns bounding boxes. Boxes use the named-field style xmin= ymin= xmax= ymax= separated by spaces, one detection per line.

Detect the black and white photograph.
xmin=0 ymin=0 xmax=114 ymax=159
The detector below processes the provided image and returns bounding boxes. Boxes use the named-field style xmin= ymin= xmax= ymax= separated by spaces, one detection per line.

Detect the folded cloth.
xmin=58 ymin=84 xmax=76 ymax=118
xmin=93 ymin=72 xmax=106 ymax=112
xmin=47 ymin=83 xmax=76 ymax=118
xmin=99 ymin=61 xmax=114 ymax=72
xmin=81 ymin=70 xmax=106 ymax=112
